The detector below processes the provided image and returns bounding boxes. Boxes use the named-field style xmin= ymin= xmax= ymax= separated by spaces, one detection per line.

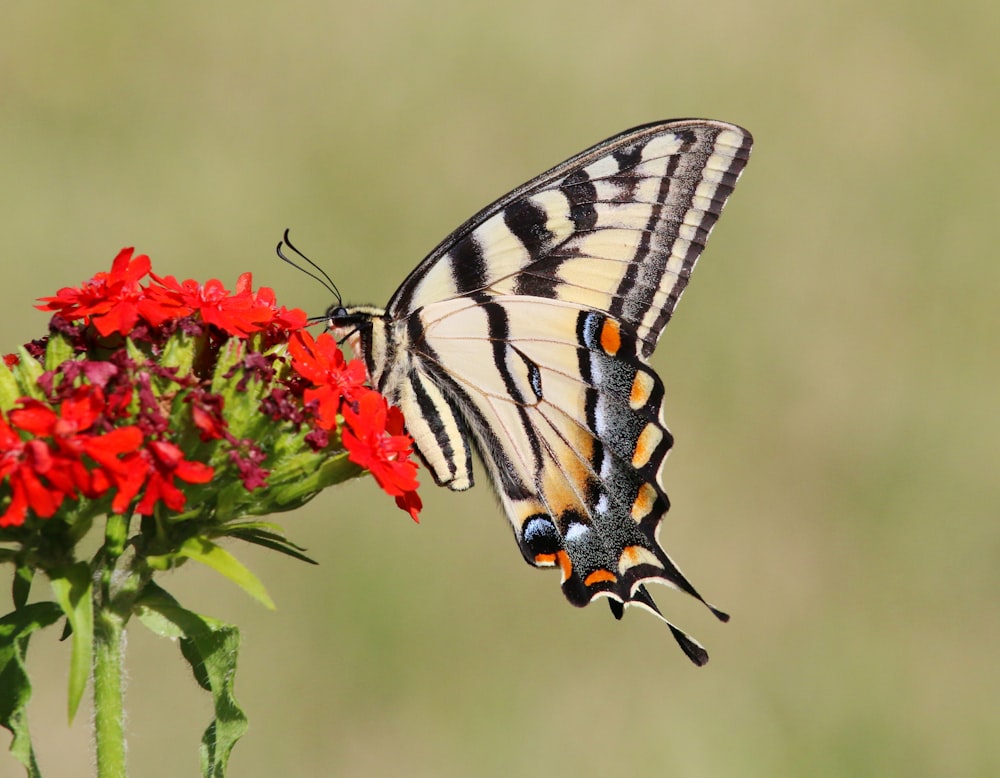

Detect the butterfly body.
xmin=327 ymin=119 xmax=752 ymax=664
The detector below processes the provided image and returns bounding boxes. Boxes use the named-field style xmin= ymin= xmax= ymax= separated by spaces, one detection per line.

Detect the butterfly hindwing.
xmin=332 ymin=119 xmax=752 ymax=663
xmin=402 ymin=296 xmax=724 ymax=661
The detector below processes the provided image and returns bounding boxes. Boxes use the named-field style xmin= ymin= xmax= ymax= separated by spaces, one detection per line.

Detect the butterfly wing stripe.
xmin=502 ymin=197 xmax=554 ymax=260
xmin=448 ymin=229 xmax=488 ymax=296
xmin=396 ymin=367 xmax=474 ymax=490
xmin=387 ymin=120 xmax=751 ymax=323
xmin=636 ymin=128 xmax=751 ymax=352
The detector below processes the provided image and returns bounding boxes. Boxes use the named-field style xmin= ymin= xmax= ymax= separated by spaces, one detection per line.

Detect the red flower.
xmin=0 ymin=415 xmax=67 ymax=527
xmin=99 ymin=440 xmax=214 ymax=516
xmin=2 ymin=387 xmax=146 ymax=518
xmin=36 ymin=247 xmax=155 ymax=336
xmin=287 ymin=330 xmax=422 ymax=519
xmin=37 ymin=249 xmax=308 ymax=344
xmin=10 ymin=386 xmax=104 ymax=441
xmin=341 ymin=391 xmax=421 ymax=521
xmin=288 ymin=331 xmax=368 ymax=430
xmin=82 ymin=427 xmax=145 ymax=499
xmin=147 ymin=273 xmax=275 ymax=337
xmin=190 ymin=403 xmax=226 ymax=440
xmin=249 ymin=284 xmax=308 ymax=332
xmin=135 ymin=440 xmax=214 ymax=514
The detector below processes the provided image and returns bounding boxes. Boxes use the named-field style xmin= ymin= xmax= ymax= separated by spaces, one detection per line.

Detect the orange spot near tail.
xmin=535 ymin=551 xmax=575 ymax=583
xmin=584 ymin=569 xmax=617 ymax=587
xmin=555 ymin=550 xmax=573 ymax=582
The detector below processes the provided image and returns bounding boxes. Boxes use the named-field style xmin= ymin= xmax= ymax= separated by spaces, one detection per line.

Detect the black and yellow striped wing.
xmin=333 ymin=119 xmax=752 ymax=664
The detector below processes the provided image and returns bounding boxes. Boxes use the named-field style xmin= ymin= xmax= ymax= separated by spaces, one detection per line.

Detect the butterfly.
xmin=285 ymin=119 xmax=752 ymax=664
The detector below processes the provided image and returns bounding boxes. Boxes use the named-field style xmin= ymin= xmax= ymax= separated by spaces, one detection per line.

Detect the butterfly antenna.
xmin=276 ymin=229 xmax=343 ymax=305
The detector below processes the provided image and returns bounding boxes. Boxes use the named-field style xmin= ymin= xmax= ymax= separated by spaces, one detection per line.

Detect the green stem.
xmin=93 ymin=607 xmax=127 ymax=778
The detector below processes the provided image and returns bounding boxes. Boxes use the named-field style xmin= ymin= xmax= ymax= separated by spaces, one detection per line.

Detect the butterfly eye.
xmin=326 ymin=305 xmax=349 ymax=325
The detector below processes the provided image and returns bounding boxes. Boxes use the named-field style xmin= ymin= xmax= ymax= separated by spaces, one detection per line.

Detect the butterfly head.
xmin=324 ymin=303 xmax=389 ymax=374
xmin=325 ymin=303 xmax=383 ymax=329
xmin=325 ymin=304 xmax=350 ymax=325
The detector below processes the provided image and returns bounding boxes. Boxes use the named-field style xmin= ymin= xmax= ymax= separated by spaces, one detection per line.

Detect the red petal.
xmin=235 ymin=273 xmax=253 ymax=295
xmin=395 ymin=490 xmax=422 ymax=523
xmin=175 ymin=459 xmax=214 ymax=483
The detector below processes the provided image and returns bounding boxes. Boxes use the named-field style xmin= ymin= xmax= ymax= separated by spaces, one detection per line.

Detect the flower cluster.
xmin=36 ymin=247 xmax=304 ymax=339
xmin=0 ymin=383 xmax=210 ymax=527
xmin=0 ymin=247 xmax=421 ymax=530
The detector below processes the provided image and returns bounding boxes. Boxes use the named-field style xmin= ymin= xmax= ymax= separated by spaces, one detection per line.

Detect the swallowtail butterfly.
xmin=299 ymin=119 xmax=752 ymax=664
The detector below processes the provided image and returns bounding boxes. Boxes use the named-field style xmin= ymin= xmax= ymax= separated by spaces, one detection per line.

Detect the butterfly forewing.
xmin=388 ymin=120 xmax=751 ymax=356
xmin=341 ymin=119 xmax=752 ymax=664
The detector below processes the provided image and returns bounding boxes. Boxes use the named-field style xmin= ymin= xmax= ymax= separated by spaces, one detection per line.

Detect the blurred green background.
xmin=3 ymin=1 xmax=998 ymax=776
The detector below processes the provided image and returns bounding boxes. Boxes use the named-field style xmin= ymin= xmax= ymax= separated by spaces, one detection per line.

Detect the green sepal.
xmin=0 ymin=354 xmax=21 ymax=411
xmin=135 ymin=584 xmax=248 ymax=778
xmin=5 ymin=347 xmax=46 ymax=404
xmin=48 ymin=562 xmax=94 ymax=722
xmin=209 ymin=342 xmax=270 ymax=443
xmin=123 ymin=337 xmax=148 ymax=367
xmin=103 ymin=514 xmax=130 ymax=560
xmin=43 ymin=332 xmax=75 ymax=373
xmin=0 ymin=602 xmax=63 ymax=778
xmin=254 ymin=449 xmax=363 ymax=513
xmin=208 ymin=338 xmax=247 ymax=396
xmin=158 ymin=329 xmax=199 ymax=377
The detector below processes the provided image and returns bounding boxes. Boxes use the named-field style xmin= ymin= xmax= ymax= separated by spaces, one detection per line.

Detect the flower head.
xmin=288 ymin=331 xmax=368 ymax=431
xmin=340 ymin=391 xmax=422 ymax=521
xmin=4 ymin=246 xmax=421 ymax=531
xmin=36 ymin=247 xmax=154 ymax=336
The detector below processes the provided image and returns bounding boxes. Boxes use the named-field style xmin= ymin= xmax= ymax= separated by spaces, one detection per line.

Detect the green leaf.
xmin=12 ymin=566 xmax=32 ymax=610
xmin=220 ymin=523 xmax=318 ymax=565
xmin=0 ymin=602 xmax=63 ymax=777
xmin=135 ymin=585 xmax=248 ymax=778
xmin=174 ymin=537 xmax=275 ymax=610
xmin=48 ymin=563 xmax=94 ymax=722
